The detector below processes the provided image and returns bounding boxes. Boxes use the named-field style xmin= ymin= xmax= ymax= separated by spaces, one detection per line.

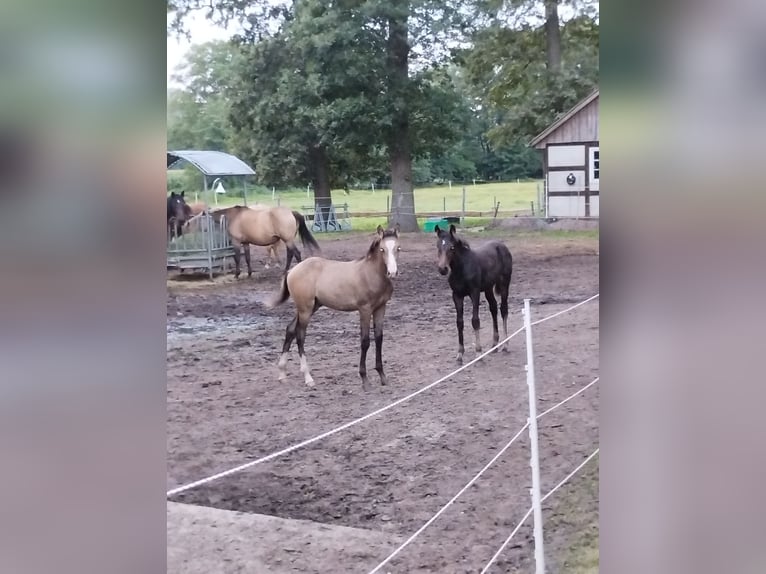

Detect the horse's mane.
xmin=364 ymin=229 xmax=398 ymax=259
xmin=441 ymin=229 xmax=469 ymax=250
xmin=455 ymin=236 xmax=470 ymax=250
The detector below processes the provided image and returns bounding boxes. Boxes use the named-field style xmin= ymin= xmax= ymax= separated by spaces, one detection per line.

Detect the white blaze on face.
xmin=383 ymin=238 xmax=398 ymax=276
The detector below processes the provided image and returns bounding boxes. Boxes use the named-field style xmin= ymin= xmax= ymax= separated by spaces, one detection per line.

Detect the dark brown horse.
xmin=268 ymin=225 xmax=401 ymax=389
xmin=434 ymin=224 xmax=513 ymax=364
xmin=167 ymin=191 xmax=189 ymax=238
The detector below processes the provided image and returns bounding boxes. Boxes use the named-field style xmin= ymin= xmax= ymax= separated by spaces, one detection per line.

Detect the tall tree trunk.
xmin=309 ymin=145 xmax=332 ymax=209
xmin=387 ymin=5 xmax=418 ymax=232
xmin=544 ymin=0 xmax=562 ymax=73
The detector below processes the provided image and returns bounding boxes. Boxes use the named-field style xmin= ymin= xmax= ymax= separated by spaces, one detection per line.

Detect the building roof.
xmin=528 ymin=89 xmax=599 ymax=148
xmin=167 ymin=150 xmax=256 ymax=176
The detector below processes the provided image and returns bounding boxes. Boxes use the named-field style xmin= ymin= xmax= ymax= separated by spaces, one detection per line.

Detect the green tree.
xmin=169 ymin=0 xmax=471 ymax=231
xmin=167 ymin=41 xmax=240 ymax=151
xmin=461 ymin=2 xmax=598 ymax=144
xmin=226 ymin=0 xmax=390 ymax=207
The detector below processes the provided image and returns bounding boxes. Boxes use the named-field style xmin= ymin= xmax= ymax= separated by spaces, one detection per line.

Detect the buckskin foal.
xmin=269 ymin=225 xmax=401 ymax=389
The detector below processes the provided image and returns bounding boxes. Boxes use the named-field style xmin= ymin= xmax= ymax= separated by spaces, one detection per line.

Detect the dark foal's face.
xmin=435 ymin=225 xmax=458 ymax=275
xmin=168 ymin=191 xmax=188 ymax=226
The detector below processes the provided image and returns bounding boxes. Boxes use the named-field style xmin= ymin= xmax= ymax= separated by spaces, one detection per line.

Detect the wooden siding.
xmin=531 ymin=92 xmax=599 ymax=149
xmin=541 ymin=97 xmax=598 ymax=146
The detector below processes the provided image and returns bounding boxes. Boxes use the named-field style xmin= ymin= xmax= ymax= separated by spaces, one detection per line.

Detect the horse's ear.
xmin=170 ymin=191 xmax=176 ymax=197
xmin=394 ymin=223 xmax=400 ymax=237
xmin=376 ymin=224 xmax=384 ymax=236
xmin=434 ymin=225 xmax=441 ymax=234
xmin=180 ymin=190 xmax=185 ymax=198
xmin=449 ymin=224 xmax=457 ymax=236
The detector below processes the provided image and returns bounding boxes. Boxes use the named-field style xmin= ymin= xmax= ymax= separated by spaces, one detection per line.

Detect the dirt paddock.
xmin=167 ymin=229 xmax=599 ymax=573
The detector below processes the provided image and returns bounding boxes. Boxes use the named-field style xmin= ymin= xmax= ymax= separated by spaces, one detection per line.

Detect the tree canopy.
xmin=167 ymin=0 xmax=598 ymax=224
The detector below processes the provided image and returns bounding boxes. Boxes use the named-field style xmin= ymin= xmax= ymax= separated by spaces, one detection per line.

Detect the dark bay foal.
xmin=434 ymin=224 xmax=513 ymax=364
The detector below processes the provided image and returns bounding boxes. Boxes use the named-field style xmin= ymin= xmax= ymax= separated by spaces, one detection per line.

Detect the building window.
xmin=590 ymin=148 xmax=599 ymax=181
xmin=593 ymin=150 xmax=599 ymax=179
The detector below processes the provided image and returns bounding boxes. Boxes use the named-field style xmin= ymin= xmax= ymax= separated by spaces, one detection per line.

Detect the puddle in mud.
xmin=167 ymin=314 xmax=281 ymax=344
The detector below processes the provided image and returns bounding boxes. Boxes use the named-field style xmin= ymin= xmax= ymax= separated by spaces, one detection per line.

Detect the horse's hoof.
xmin=378 ymin=375 xmax=388 ymax=386
xmin=305 ymin=378 xmax=315 ymax=387
xmin=501 ymin=347 xmax=510 ymax=353
xmin=456 ymin=356 xmax=463 ymax=366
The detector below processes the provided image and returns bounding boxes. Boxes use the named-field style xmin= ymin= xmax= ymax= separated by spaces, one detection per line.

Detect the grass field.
xmin=169 ymin=171 xmax=542 ymax=231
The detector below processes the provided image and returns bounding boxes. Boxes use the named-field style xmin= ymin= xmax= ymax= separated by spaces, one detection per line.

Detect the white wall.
xmin=547 ymin=145 xmax=586 ymax=167
xmin=548 ymin=196 xmax=586 ymax=218
xmin=590 ymin=196 xmax=599 ymax=217
xmin=547 ymin=170 xmax=586 ymax=193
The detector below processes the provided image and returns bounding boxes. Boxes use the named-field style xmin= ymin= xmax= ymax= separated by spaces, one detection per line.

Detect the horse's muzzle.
xmin=438 ymin=266 xmax=448 ymax=276
xmin=387 ymin=270 xmax=399 ymax=279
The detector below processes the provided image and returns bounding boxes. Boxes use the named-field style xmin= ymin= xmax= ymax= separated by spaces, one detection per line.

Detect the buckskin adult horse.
xmin=434 ymin=224 xmax=513 ymax=364
xmin=210 ymin=204 xmax=321 ymax=278
xmin=268 ymin=225 xmax=401 ymax=389
xmin=167 ymin=191 xmax=190 ymax=238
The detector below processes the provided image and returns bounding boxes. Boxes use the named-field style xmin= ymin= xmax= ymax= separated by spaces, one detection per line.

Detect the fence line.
xmin=537 ymin=376 xmax=599 ymax=420
xmin=479 ymin=448 xmax=600 ymax=574
xmin=366 ymin=423 xmax=531 ymax=574
xmin=167 ymin=294 xmax=599 ymax=498
xmin=530 ymin=293 xmax=599 ymax=327
xmin=365 ymin=375 xmax=599 ymax=574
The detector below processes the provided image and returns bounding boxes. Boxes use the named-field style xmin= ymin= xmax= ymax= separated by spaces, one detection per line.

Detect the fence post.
xmin=523 ymin=298 xmax=546 ymax=574
xmin=461 ymin=184 xmax=466 ymax=223
xmin=207 ymin=212 xmax=215 ymax=280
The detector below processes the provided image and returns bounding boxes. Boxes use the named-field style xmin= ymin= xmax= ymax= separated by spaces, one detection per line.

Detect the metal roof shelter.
xmin=167 ymin=150 xmax=256 ymax=176
xmin=167 ymin=150 xmax=256 ymax=205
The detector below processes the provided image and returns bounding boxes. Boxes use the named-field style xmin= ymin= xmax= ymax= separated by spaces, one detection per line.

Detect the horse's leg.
xmin=274 ymin=243 xmax=283 ymax=266
xmin=484 ymin=288 xmax=500 ymax=350
xmin=453 ymin=292 xmax=465 ymax=365
xmin=244 ymin=243 xmax=253 ymax=277
xmin=232 ymin=241 xmax=242 ymax=279
xmin=470 ymin=289 xmax=482 ymax=354
xmin=295 ymin=309 xmax=315 ymax=386
xmin=265 ymin=245 xmax=277 ymax=269
xmin=277 ymin=317 xmax=298 ymax=381
xmin=358 ymin=310 xmax=372 ymax=391
xmin=499 ymin=283 xmax=510 ymax=352
xmin=373 ymin=305 xmax=387 ymax=386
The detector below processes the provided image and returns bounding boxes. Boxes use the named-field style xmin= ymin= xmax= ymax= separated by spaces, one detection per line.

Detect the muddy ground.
xmin=167 ymin=229 xmax=599 ymax=573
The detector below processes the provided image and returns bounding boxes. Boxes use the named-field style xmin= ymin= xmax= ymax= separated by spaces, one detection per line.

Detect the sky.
xmin=167 ymin=11 xmax=235 ymax=89
xmin=167 ymin=3 xmax=593 ymax=89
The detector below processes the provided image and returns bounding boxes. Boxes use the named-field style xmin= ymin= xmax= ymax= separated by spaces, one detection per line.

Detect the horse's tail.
xmin=292 ymin=210 xmax=321 ymax=255
xmin=267 ymin=273 xmax=291 ymax=309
